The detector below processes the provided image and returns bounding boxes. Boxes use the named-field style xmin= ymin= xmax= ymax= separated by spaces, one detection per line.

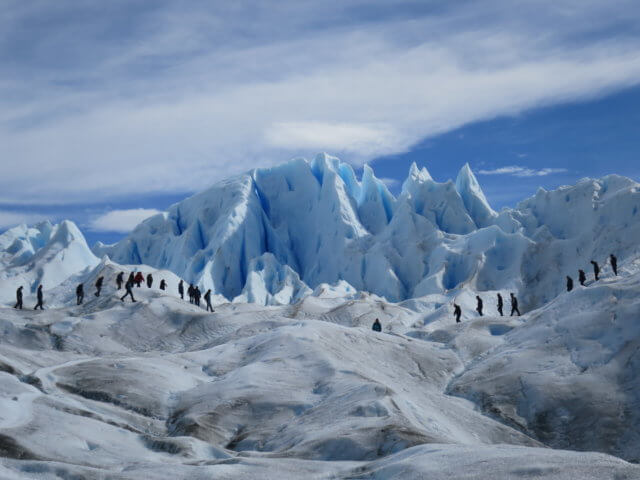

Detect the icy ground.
xmin=1 ymin=257 xmax=640 ymax=479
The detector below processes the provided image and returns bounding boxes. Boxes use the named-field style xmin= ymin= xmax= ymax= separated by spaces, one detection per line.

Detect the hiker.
xmin=116 ymin=272 xmax=124 ymax=290
xmin=497 ymin=293 xmax=504 ymax=316
xmin=159 ymin=279 xmax=166 ymax=291
xmin=372 ymin=318 xmax=382 ymax=332
xmin=194 ymin=287 xmax=201 ymax=306
xmin=134 ymin=272 xmax=144 ymax=288
xmin=146 ymin=273 xmax=153 ymax=288
xmin=178 ymin=280 xmax=184 ymax=300
xmin=453 ymin=303 xmax=461 ymax=323
xmin=188 ymin=284 xmax=195 ymax=304
xmin=14 ymin=286 xmax=23 ymax=309
xmin=578 ymin=269 xmax=586 ymax=286
xmin=204 ymin=289 xmax=214 ymax=312
xmin=476 ymin=295 xmax=483 ymax=316
xmin=120 ymin=278 xmax=136 ymax=303
xmin=34 ymin=285 xmax=44 ymax=310
xmin=566 ymin=275 xmax=573 ymax=292
xmin=610 ymin=254 xmax=618 ymax=276
xmin=76 ymin=284 xmax=84 ymax=305
xmin=95 ymin=276 xmax=104 ymax=297
xmin=510 ymin=293 xmax=521 ymax=316
xmin=591 ymin=260 xmax=600 ymax=281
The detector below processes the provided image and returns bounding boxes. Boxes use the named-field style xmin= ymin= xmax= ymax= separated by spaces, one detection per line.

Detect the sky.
xmin=1 ymin=0 xmax=640 ymax=246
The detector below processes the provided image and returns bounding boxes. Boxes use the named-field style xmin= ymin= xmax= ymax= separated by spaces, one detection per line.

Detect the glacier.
xmin=1 ymin=155 xmax=640 ymax=478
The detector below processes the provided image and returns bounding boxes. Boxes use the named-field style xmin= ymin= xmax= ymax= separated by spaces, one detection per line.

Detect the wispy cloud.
xmin=0 ymin=210 xmax=49 ymax=229
xmin=89 ymin=209 xmax=161 ymax=233
xmin=478 ymin=166 xmax=568 ymax=177
xmin=1 ymin=1 xmax=639 ymax=204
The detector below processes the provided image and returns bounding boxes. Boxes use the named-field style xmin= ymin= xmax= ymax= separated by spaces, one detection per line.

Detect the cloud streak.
xmin=1 ymin=0 xmax=640 ymax=204
xmin=478 ymin=166 xmax=569 ymax=177
xmin=89 ymin=209 xmax=161 ymax=233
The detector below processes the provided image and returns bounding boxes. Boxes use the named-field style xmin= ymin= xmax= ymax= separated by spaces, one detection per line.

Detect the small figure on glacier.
xmin=14 ymin=286 xmax=23 ymax=309
xmin=453 ymin=303 xmax=461 ymax=323
xmin=610 ymin=254 xmax=618 ymax=276
xmin=127 ymin=272 xmax=135 ymax=286
xmin=134 ymin=272 xmax=144 ymax=288
xmin=159 ymin=279 xmax=166 ymax=291
xmin=34 ymin=285 xmax=44 ymax=310
xmin=120 ymin=278 xmax=136 ymax=303
xmin=476 ymin=296 xmax=483 ymax=317
xmin=591 ymin=260 xmax=600 ymax=281
xmin=510 ymin=293 xmax=521 ymax=316
xmin=178 ymin=280 xmax=184 ymax=300
xmin=76 ymin=283 xmax=84 ymax=305
xmin=578 ymin=269 xmax=586 ymax=286
xmin=204 ymin=289 xmax=214 ymax=312
xmin=146 ymin=273 xmax=153 ymax=288
xmin=188 ymin=284 xmax=195 ymax=304
xmin=94 ymin=276 xmax=104 ymax=297
xmin=116 ymin=271 xmax=124 ymax=290
xmin=497 ymin=293 xmax=504 ymax=316
xmin=566 ymin=275 xmax=573 ymax=292
xmin=372 ymin=318 xmax=382 ymax=332
xmin=194 ymin=287 xmax=201 ymax=306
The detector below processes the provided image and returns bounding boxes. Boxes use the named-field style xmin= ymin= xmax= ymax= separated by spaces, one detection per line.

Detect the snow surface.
xmin=2 ymin=158 xmax=640 ymax=477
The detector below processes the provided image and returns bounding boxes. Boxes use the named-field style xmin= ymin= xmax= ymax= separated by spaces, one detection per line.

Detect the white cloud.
xmin=0 ymin=211 xmax=48 ymax=229
xmin=89 ymin=209 xmax=161 ymax=233
xmin=380 ymin=177 xmax=400 ymax=188
xmin=1 ymin=1 xmax=639 ymax=204
xmin=478 ymin=166 xmax=568 ymax=177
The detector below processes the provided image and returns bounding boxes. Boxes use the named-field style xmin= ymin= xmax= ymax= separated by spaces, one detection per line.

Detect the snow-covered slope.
xmin=0 ymin=221 xmax=99 ymax=304
xmin=101 ymin=155 xmax=640 ymax=310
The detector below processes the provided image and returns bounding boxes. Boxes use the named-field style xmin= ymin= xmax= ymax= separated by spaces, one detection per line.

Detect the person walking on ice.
xmin=34 ymin=285 xmax=44 ymax=310
xmin=159 ymin=279 xmax=166 ymax=291
xmin=610 ymin=254 xmax=618 ymax=276
xmin=578 ymin=269 xmax=586 ymax=286
xmin=591 ymin=260 xmax=600 ymax=281
xmin=116 ymin=272 xmax=124 ymax=290
xmin=76 ymin=284 xmax=84 ymax=305
xmin=204 ymin=289 xmax=214 ymax=312
xmin=14 ymin=286 xmax=23 ymax=309
xmin=146 ymin=273 xmax=153 ymax=288
xmin=566 ymin=276 xmax=573 ymax=292
xmin=178 ymin=280 xmax=184 ymax=300
xmin=95 ymin=276 xmax=104 ymax=297
xmin=120 ymin=278 xmax=136 ymax=303
xmin=510 ymin=293 xmax=521 ymax=316
xmin=372 ymin=318 xmax=382 ymax=332
xmin=497 ymin=293 xmax=504 ymax=316
xmin=453 ymin=303 xmax=461 ymax=323
xmin=476 ymin=295 xmax=483 ymax=316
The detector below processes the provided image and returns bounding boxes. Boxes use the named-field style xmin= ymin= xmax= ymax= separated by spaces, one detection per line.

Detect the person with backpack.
xmin=188 ymin=284 xmax=195 ymax=304
xmin=194 ymin=287 xmax=201 ymax=306
xmin=204 ymin=289 xmax=214 ymax=312
xmin=76 ymin=284 xmax=84 ymax=305
xmin=178 ymin=280 xmax=184 ymax=300
xmin=120 ymin=277 xmax=136 ymax=303
xmin=14 ymin=286 xmax=23 ymax=309
xmin=146 ymin=273 xmax=153 ymax=288
xmin=453 ymin=303 xmax=461 ymax=323
xmin=566 ymin=275 xmax=574 ymax=292
xmin=476 ymin=295 xmax=483 ymax=316
xmin=610 ymin=254 xmax=618 ymax=276
xmin=34 ymin=285 xmax=44 ymax=310
xmin=591 ymin=260 xmax=600 ymax=281
xmin=578 ymin=269 xmax=586 ymax=286
xmin=496 ymin=293 xmax=504 ymax=316
xmin=159 ymin=279 xmax=166 ymax=291
xmin=510 ymin=293 xmax=521 ymax=316
xmin=134 ymin=272 xmax=144 ymax=288
xmin=116 ymin=272 xmax=124 ymax=290
xmin=95 ymin=276 xmax=104 ymax=297
xmin=372 ymin=318 xmax=382 ymax=332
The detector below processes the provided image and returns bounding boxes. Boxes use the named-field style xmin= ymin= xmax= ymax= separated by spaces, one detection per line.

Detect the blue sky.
xmin=1 ymin=0 xmax=640 ymax=246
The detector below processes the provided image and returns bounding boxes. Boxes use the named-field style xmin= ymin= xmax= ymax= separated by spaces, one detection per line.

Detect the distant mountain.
xmin=97 ymin=154 xmax=640 ymax=308
xmin=0 ymin=220 xmax=99 ymax=303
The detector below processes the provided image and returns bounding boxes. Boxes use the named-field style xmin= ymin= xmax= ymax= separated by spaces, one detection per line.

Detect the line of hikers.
xmin=452 ymin=292 xmax=520 ymax=324
xmin=566 ymin=254 xmax=617 ymax=292
xmin=13 ymin=270 xmax=214 ymax=313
